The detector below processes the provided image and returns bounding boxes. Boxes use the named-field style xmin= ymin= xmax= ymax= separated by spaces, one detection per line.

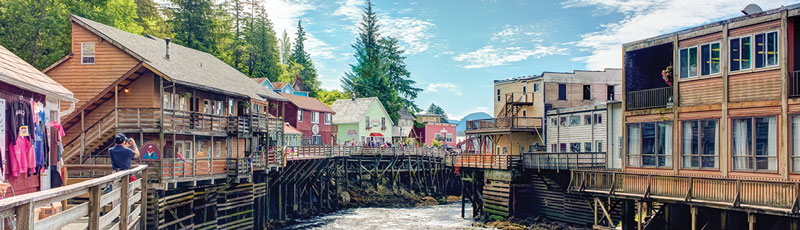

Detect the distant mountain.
xmin=456 ymin=112 xmax=492 ymax=135
xmin=447 ymin=119 xmax=459 ymax=124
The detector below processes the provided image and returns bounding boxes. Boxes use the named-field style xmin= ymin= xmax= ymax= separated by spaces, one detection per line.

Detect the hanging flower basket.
xmin=661 ymin=65 xmax=673 ymax=86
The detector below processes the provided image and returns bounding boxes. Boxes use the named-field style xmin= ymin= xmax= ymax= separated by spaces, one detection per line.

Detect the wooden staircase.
xmin=62 ymin=109 xmax=118 ymax=164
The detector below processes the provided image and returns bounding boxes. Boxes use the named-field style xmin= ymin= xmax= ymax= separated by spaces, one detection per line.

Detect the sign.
xmin=439 ymin=128 xmax=448 ymax=133
xmin=346 ymin=130 xmax=357 ymax=137
xmin=312 ymin=124 xmax=320 ymax=135
xmin=140 ymin=142 xmax=161 ymax=161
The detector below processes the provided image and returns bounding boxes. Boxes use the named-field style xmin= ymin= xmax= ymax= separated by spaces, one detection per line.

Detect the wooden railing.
xmin=625 ymin=87 xmax=673 ymax=110
xmin=465 ymin=117 xmax=543 ymax=132
xmin=161 ymin=158 xmax=226 ymax=179
xmin=523 ymin=152 xmax=607 ymax=170
xmin=790 ymin=70 xmax=800 ymax=97
xmin=281 ymin=146 xmax=451 ymax=161
xmin=452 ymin=154 xmax=521 ymax=170
xmin=63 ymin=109 xmax=118 ymax=163
xmin=505 ymin=92 xmax=534 ymax=104
xmin=0 ymin=165 xmax=147 ymax=230
xmin=570 ymin=170 xmax=800 ymax=213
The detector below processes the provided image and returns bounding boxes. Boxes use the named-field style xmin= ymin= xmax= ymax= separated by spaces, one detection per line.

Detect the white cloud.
xmin=564 ymin=0 xmax=794 ymax=70
xmin=451 ymin=106 xmax=491 ymax=121
xmin=426 ymin=83 xmax=463 ymax=96
xmin=453 ymin=45 xmax=567 ymax=69
xmin=262 ymin=0 xmax=337 ymax=59
xmin=333 ymin=0 xmax=436 ymax=54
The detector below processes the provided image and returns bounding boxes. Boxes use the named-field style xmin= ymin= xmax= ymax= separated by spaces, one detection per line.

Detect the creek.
xmin=283 ymin=202 xmax=485 ymax=230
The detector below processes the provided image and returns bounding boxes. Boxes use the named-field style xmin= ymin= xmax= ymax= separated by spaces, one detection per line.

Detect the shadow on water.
xmin=282 ymin=202 xmax=485 ymax=230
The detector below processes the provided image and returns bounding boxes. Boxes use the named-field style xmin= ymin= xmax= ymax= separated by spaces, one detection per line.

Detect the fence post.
xmin=120 ymin=174 xmax=130 ymax=229
xmin=89 ymin=185 xmax=101 ymax=230
xmin=16 ymin=202 xmax=34 ymax=229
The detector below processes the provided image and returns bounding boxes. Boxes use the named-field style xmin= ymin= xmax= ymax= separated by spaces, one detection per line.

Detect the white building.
xmin=545 ymin=101 xmax=623 ymax=169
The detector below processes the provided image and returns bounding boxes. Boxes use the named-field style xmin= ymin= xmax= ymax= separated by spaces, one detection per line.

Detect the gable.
xmin=46 ymin=22 xmax=140 ymax=109
xmin=283 ymin=85 xmax=295 ymax=94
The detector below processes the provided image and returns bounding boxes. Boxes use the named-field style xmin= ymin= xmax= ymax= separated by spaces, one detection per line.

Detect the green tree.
xmin=342 ymin=0 xmax=418 ymax=123
xmin=243 ymin=3 xmax=282 ymax=80
xmin=279 ymin=29 xmax=291 ymax=64
xmin=427 ymin=103 xmax=448 ymax=122
xmin=291 ymin=20 xmax=320 ymax=97
xmin=134 ymin=0 xmax=171 ymax=38
xmin=169 ymin=0 xmax=217 ymax=53
xmin=316 ymin=89 xmax=352 ymax=106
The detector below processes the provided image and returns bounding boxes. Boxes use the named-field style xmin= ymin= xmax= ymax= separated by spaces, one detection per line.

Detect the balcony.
xmin=522 ymin=152 xmax=607 ymax=170
xmin=505 ymin=92 xmax=534 ymax=104
xmin=465 ymin=117 xmax=542 ymax=134
xmin=117 ymin=108 xmax=229 ymax=135
xmin=625 ymin=87 xmax=673 ymax=110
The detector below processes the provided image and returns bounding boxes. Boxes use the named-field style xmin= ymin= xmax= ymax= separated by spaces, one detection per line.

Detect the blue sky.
xmin=262 ymin=0 xmax=794 ymax=120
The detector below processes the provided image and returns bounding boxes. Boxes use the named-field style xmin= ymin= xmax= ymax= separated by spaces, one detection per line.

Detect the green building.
xmin=331 ymin=97 xmax=394 ymax=145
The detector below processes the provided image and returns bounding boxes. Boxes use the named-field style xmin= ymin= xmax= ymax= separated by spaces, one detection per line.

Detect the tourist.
xmin=110 ymin=133 xmax=140 ymax=172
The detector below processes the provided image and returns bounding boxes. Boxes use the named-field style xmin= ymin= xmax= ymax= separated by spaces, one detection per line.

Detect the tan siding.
xmin=117 ymin=73 xmax=158 ymax=108
xmin=728 ymin=69 xmax=781 ymax=102
xmin=729 ymin=20 xmax=780 ymax=37
xmin=679 ymin=77 xmax=723 ymax=106
xmin=46 ymin=22 xmax=140 ymax=110
xmin=678 ymin=110 xmax=721 ymax=120
xmin=625 ymin=113 xmax=673 ymax=123
xmin=679 ymin=32 xmax=722 ymax=48
xmin=728 ymin=106 xmax=781 ymax=117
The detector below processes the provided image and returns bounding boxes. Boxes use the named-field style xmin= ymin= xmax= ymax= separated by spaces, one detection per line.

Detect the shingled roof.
xmin=330 ymin=97 xmax=393 ymax=126
xmin=272 ymin=82 xmax=288 ymax=90
xmin=0 ymin=45 xmax=75 ymax=102
xmin=279 ymin=93 xmax=334 ymax=113
xmin=69 ymin=15 xmax=284 ymax=101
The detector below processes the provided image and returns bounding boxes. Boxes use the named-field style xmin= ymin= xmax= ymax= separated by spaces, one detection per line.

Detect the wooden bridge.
xmin=0 ymin=165 xmax=147 ymax=230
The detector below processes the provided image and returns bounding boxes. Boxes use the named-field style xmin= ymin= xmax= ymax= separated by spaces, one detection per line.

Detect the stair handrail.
xmin=62 ymin=108 xmax=119 ymax=160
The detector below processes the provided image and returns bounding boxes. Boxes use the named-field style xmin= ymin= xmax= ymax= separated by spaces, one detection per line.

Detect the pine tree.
xmin=279 ymin=30 xmax=291 ymax=64
xmin=380 ymin=37 xmax=421 ymax=110
xmin=243 ymin=3 xmax=282 ymax=81
xmin=427 ymin=103 xmax=448 ymax=123
xmin=290 ymin=20 xmax=320 ymax=97
xmin=169 ymin=0 xmax=217 ymax=53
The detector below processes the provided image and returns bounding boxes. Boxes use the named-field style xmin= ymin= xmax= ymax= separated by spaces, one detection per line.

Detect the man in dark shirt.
xmin=109 ymin=133 xmax=140 ymax=171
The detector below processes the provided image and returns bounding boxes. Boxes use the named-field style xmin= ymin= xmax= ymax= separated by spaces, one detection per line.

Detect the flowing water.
xmin=284 ymin=202 xmax=486 ymax=230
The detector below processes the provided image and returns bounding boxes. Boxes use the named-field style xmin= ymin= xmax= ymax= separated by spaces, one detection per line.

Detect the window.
xmin=522 ymin=86 xmax=527 ymax=94
xmin=312 ymin=135 xmax=322 ymax=145
xmin=730 ymin=36 xmax=752 ymax=71
xmin=560 ymin=117 xmax=567 ymax=127
xmin=203 ymin=100 xmax=212 ymax=114
xmin=594 ymin=114 xmax=603 ymax=124
xmin=569 ymin=116 xmax=580 ymax=126
xmin=228 ymin=99 xmax=234 ymax=115
xmin=297 ymin=110 xmax=303 ymax=122
xmin=434 ymin=133 xmax=442 ymax=141
xmin=558 ymin=84 xmax=566 ymax=100
xmin=497 ymin=89 xmax=501 ymax=102
xmin=681 ymin=119 xmax=719 ymax=169
xmin=583 ymin=85 xmax=591 ymax=100
xmin=732 ymin=117 xmax=777 ymax=171
xmin=446 ymin=133 xmax=453 ymax=143
xmin=381 ymin=117 xmax=386 ymax=130
xmin=163 ymin=92 xmax=172 ymax=109
xmin=560 ymin=143 xmax=567 ymax=152
xmin=522 ymin=110 xmax=527 ymax=116
xmin=215 ymin=141 xmax=222 ymax=158
xmin=311 ymin=111 xmax=320 ymax=123
xmin=215 ymin=101 xmax=223 ymax=115
xmin=700 ymin=42 xmax=721 ymax=76
xmin=184 ymin=141 xmax=194 ymax=159
xmin=584 ymin=115 xmax=592 ymax=125
xmin=679 ymin=46 xmax=699 ymax=78
xmin=607 ymin=85 xmax=615 ymax=100
xmin=627 ymin=122 xmax=672 ymax=168
xmin=571 ymin=143 xmax=581 ymax=152
xmin=365 ymin=116 xmax=370 ymax=128
xmin=534 ymin=83 xmax=539 ymax=92
xmin=81 ymin=42 xmax=95 ymax=64
xmin=753 ymin=31 xmax=779 ymax=68
xmin=551 ymin=144 xmax=557 ymax=152
xmin=325 ymin=113 xmax=331 ymax=124
xmin=596 ymin=141 xmax=603 ymax=152
xmin=584 ymin=142 xmax=592 ymax=152
xmin=680 ymin=42 xmax=720 ymax=78
xmin=792 ymin=115 xmax=800 ymax=172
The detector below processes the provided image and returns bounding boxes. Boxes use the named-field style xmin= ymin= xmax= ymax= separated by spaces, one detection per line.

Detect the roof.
xmin=284 ymin=122 xmax=302 ymax=135
xmin=252 ymin=78 xmax=270 ymax=84
xmin=69 ymin=15 xmax=285 ymax=102
xmin=279 ymin=92 xmax=334 ymax=113
xmin=330 ymin=97 xmax=394 ymax=126
xmin=415 ymin=112 xmax=443 ymax=117
xmin=292 ymin=76 xmax=308 ymax=92
xmin=0 ymin=45 xmax=76 ymax=102
xmin=494 ymin=68 xmax=622 ymax=85
xmin=398 ymin=108 xmax=413 ymax=120
xmin=272 ymin=82 xmax=288 ymax=90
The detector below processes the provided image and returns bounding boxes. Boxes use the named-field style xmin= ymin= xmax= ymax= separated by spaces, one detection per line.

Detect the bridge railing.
xmin=281 ymin=146 xmax=451 ymax=160
xmin=570 ymin=170 xmax=800 ymax=213
xmin=1 ymin=165 xmax=147 ymax=230
xmin=522 ymin=152 xmax=607 ymax=170
xmin=452 ymin=154 xmax=521 ymax=170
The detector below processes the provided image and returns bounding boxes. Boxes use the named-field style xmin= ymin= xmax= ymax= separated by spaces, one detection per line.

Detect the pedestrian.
xmin=110 ymin=133 xmax=140 ymax=173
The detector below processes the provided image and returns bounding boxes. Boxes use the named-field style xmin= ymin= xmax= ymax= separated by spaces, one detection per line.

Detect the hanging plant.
xmin=181 ymin=92 xmax=191 ymax=99
xmin=661 ymin=65 xmax=673 ymax=87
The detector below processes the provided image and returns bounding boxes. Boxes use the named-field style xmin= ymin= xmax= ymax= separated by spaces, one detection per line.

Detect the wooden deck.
xmin=0 ymin=165 xmax=147 ymax=230
xmin=522 ymin=152 xmax=607 ymax=171
xmin=453 ymin=154 xmax=521 ymax=170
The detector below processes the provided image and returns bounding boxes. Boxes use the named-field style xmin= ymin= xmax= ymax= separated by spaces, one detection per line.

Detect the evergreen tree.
xmin=427 ymin=103 xmax=448 ymax=123
xmin=291 ymin=20 xmax=320 ymax=97
xmin=134 ymin=0 xmax=171 ymax=39
xmin=243 ymin=3 xmax=282 ymax=81
xmin=279 ymin=30 xmax=291 ymax=64
xmin=380 ymin=37 xmax=421 ymax=110
xmin=169 ymin=0 xmax=217 ymax=53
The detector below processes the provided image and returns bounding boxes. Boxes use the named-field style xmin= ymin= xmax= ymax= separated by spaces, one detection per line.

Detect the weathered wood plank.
xmin=34 ymin=202 xmax=89 ymax=230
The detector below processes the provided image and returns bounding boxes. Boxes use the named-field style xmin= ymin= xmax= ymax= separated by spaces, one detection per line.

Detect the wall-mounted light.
xmin=123 ymin=88 xmax=130 ymax=93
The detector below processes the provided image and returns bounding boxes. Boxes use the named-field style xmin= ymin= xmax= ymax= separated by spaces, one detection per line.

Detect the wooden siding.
xmin=679 ymin=77 xmax=723 ymax=106
xmin=547 ymin=110 xmax=608 ymax=153
xmin=625 ymin=113 xmax=673 ymax=123
xmin=46 ymin=22 xmax=140 ymax=111
xmin=678 ymin=32 xmax=722 ymax=48
xmin=728 ymin=69 xmax=782 ymax=102
xmin=729 ymin=20 xmax=781 ymax=37
xmin=678 ymin=110 xmax=721 ymax=120
xmin=728 ymin=105 xmax=781 ymax=117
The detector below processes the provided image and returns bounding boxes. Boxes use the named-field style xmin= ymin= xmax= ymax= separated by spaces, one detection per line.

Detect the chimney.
xmin=165 ymin=38 xmax=171 ymax=60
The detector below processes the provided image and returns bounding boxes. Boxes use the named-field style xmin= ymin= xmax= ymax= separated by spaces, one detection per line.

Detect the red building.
xmin=415 ymin=123 xmax=457 ymax=147
xmin=277 ymin=93 xmax=335 ymax=145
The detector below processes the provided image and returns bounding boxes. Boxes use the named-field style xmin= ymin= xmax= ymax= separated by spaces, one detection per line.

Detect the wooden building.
xmin=465 ymin=68 xmax=621 ymax=155
xmin=572 ymin=4 xmax=800 ymax=229
xmin=275 ymin=92 xmax=334 ymax=145
xmin=546 ymin=101 xmax=623 ymax=169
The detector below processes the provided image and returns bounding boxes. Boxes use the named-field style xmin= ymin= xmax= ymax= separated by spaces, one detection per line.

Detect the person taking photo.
xmin=110 ymin=133 xmax=140 ymax=172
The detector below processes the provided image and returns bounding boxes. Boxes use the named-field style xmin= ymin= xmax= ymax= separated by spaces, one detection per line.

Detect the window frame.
xmin=626 ymin=122 xmax=673 ymax=168
xmin=81 ymin=42 xmax=96 ymax=64
xmin=297 ymin=109 xmax=303 ymax=122
xmin=731 ymin=116 xmax=778 ymax=172
xmin=680 ymin=119 xmax=719 ymax=170
xmin=558 ymin=84 xmax=567 ymax=100
xmin=570 ymin=143 xmax=581 ymax=153
xmin=729 ymin=35 xmax=753 ymax=72
xmin=325 ymin=113 xmax=332 ymax=125
xmin=311 ymin=111 xmax=320 ymax=124
xmin=791 ymin=115 xmax=800 ymax=172
xmin=679 ymin=46 xmax=699 ymax=79
xmin=582 ymin=85 xmax=591 ymax=100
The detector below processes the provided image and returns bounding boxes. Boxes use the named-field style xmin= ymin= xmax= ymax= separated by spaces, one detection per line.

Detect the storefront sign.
xmin=347 ymin=130 xmax=357 ymax=137
xmin=312 ymin=124 xmax=320 ymax=135
xmin=140 ymin=142 xmax=161 ymax=161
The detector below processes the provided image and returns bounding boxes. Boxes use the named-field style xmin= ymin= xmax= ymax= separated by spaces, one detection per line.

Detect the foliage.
xmin=169 ymin=0 xmax=217 ymax=54
xmin=279 ymin=29 xmax=291 ymax=64
xmin=242 ymin=3 xmax=282 ymax=81
xmin=432 ymin=139 xmax=441 ymax=148
xmin=291 ymin=20 xmax=320 ymax=97
xmin=316 ymin=89 xmax=352 ymax=106
xmin=426 ymin=103 xmax=448 ymax=122
xmin=342 ymin=0 xmax=419 ymax=124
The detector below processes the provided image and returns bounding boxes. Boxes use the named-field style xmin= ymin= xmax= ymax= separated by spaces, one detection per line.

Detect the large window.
xmin=446 ymin=133 xmax=453 ymax=143
xmin=792 ymin=115 xmax=800 ymax=172
xmin=681 ymin=119 xmax=718 ymax=169
xmin=627 ymin=122 xmax=672 ymax=168
xmin=558 ymin=84 xmax=566 ymax=100
xmin=81 ymin=42 xmax=95 ymax=64
xmin=312 ymin=135 xmax=321 ymax=145
xmin=729 ymin=36 xmax=752 ymax=71
xmin=680 ymin=42 xmax=720 ymax=78
xmin=571 ymin=143 xmax=581 ymax=152
xmin=753 ymin=31 xmax=779 ymax=69
xmin=732 ymin=117 xmax=777 ymax=171
xmin=569 ymin=116 xmax=580 ymax=126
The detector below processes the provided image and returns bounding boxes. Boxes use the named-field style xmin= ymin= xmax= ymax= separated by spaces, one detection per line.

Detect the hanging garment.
xmin=34 ymin=121 xmax=44 ymax=173
xmin=10 ymin=135 xmax=30 ymax=177
xmin=49 ymin=165 xmax=63 ymax=188
xmin=49 ymin=121 xmax=65 ymax=140
xmin=9 ymin=99 xmax=32 ymax=144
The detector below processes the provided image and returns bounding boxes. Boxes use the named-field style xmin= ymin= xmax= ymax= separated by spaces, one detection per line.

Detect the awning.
xmin=369 ymin=133 xmax=383 ymax=137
